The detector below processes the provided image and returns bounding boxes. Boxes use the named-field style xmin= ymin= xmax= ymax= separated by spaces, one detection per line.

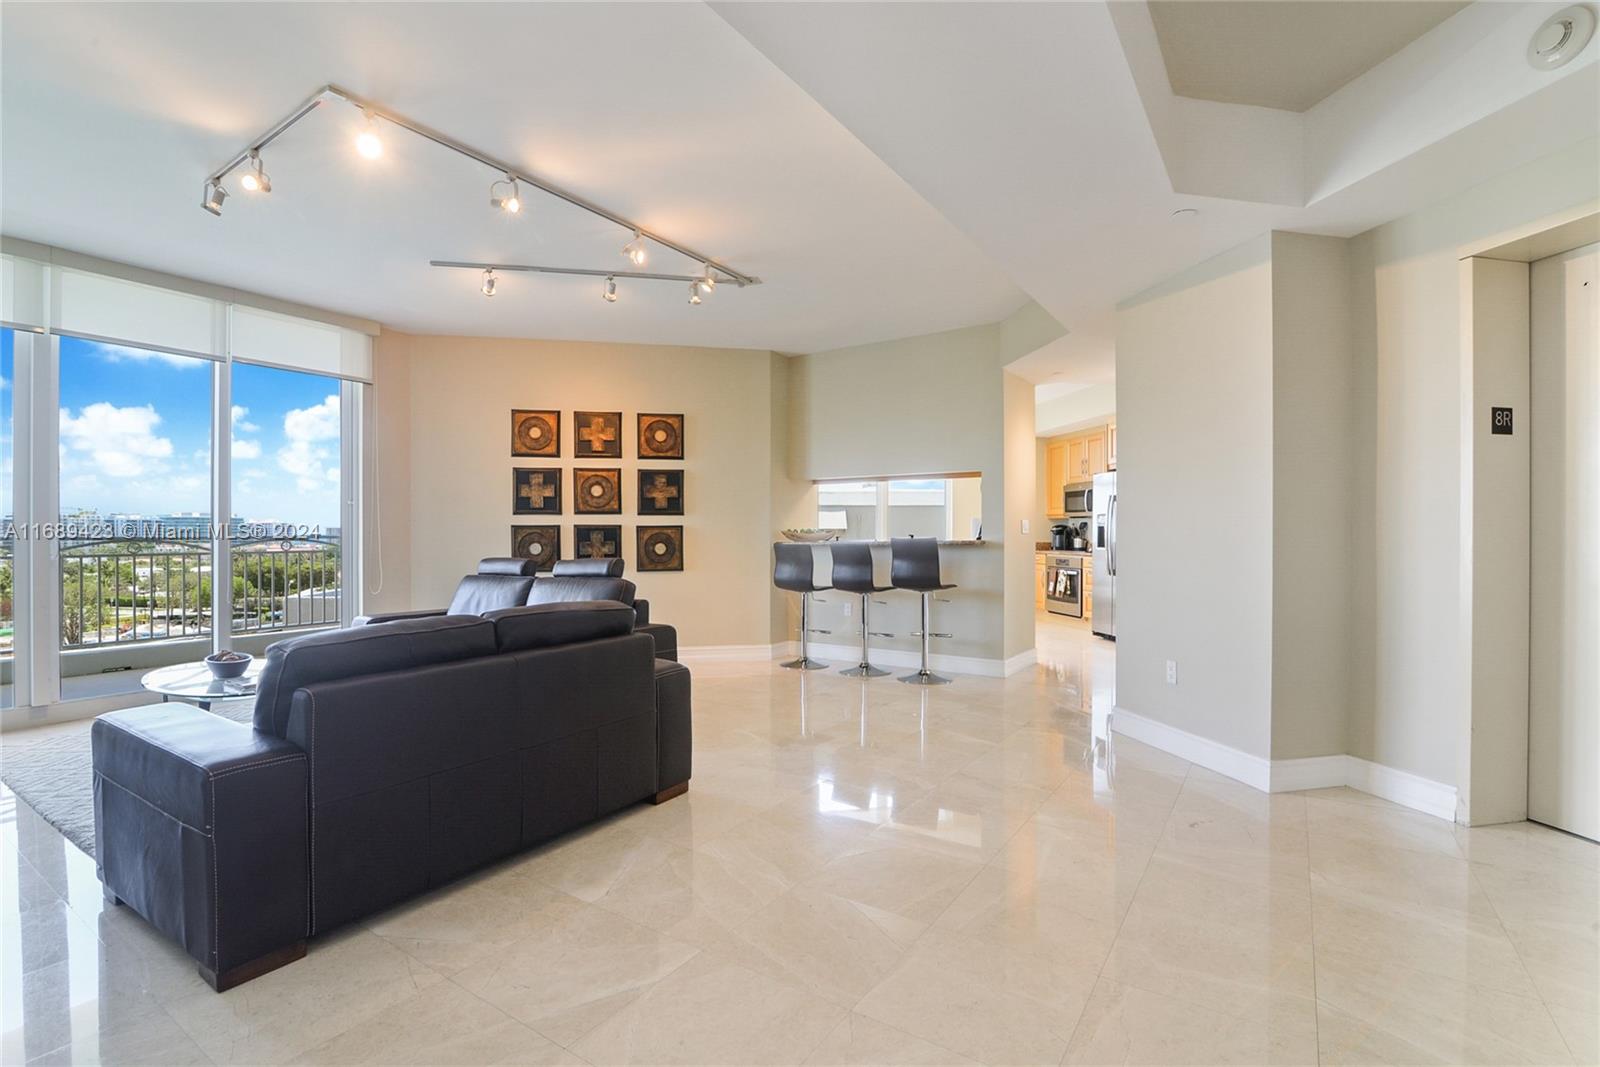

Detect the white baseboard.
xmin=1342 ymin=756 xmax=1458 ymax=821
xmin=1111 ymin=706 xmax=1458 ymax=821
xmin=682 ymin=642 xmax=1035 ymax=678
xmin=1269 ymin=754 xmax=1349 ymax=793
xmin=1110 ymin=707 xmax=1272 ymax=791
xmin=803 ymin=642 xmax=1023 ymax=679
xmin=677 ymin=644 xmax=786 ymax=661
xmin=1003 ymin=649 xmax=1039 ymax=676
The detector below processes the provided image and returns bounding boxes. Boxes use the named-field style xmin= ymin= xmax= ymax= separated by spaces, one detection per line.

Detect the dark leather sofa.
xmin=90 ymin=599 xmax=692 ymax=992
xmin=357 ymin=557 xmax=677 ymax=660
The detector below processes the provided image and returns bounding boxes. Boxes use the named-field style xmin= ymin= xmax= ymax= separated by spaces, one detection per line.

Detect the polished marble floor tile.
xmin=2 ymin=614 xmax=1595 ymax=1066
xmin=1063 ymin=978 xmax=1318 ymax=1066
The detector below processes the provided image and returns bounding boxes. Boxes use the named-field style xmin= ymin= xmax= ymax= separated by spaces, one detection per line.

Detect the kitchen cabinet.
xmin=1087 ymin=433 xmax=1107 ymax=478
xmin=1045 ymin=443 xmax=1068 ymax=517
xmin=1066 ymin=437 xmax=1088 ymax=483
xmin=1034 ymin=554 xmax=1047 ymax=608
xmin=1042 ymin=421 xmax=1116 ymax=517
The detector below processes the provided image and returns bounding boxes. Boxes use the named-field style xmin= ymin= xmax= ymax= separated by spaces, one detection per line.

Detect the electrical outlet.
xmin=842 ymin=601 xmax=852 ymax=617
xmin=1021 ymin=518 xmax=1031 ymax=535
xmin=1166 ymin=660 xmax=1178 ymax=685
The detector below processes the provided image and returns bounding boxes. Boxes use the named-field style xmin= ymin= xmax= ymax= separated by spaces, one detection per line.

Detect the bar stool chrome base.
xmin=839 ymin=591 xmax=893 ymax=678
xmin=780 ymin=589 xmax=829 ymax=671
xmin=899 ymin=588 xmax=953 ymax=686
xmin=841 ymin=662 xmax=892 ymax=678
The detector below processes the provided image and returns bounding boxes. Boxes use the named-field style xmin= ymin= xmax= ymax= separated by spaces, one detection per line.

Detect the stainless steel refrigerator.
xmin=1092 ymin=471 xmax=1117 ymax=639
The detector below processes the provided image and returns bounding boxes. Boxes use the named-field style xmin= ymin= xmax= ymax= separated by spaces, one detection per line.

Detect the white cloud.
xmin=232 ymin=439 xmax=262 ymax=460
xmin=231 ymin=405 xmax=260 ymax=432
xmin=85 ymin=342 xmax=204 ymax=370
xmin=283 ymin=395 xmax=339 ymax=443
xmin=59 ymin=402 xmax=175 ymax=478
xmin=278 ymin=394 xmax=340 ymax=492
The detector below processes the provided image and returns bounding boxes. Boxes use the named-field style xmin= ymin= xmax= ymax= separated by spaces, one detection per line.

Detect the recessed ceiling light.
xmin=1528 ymin=5 xmax=1595 ymax=70
xmin=1171 ymin=207 xmax=1199 ymax=218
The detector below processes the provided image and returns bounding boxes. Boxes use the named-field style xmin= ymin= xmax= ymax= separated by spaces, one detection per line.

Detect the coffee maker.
xmin=1051 ymin=522 xmax=1088 ymax=551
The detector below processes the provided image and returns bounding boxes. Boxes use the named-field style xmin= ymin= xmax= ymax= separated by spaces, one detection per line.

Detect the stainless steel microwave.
xmin=1063 ymin=482 xmax=1094 ymax=516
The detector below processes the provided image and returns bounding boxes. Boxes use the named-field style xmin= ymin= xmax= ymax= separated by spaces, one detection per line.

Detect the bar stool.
xmin=891 ymin=536 xmax=956 ymax=686
xmin=774 ymin=542 xmax=831 ymax=670
xmin=829 ymin=541 xmax=895 ymax=677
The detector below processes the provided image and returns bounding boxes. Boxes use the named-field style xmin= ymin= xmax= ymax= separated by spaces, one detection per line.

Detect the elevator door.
xmin=1528 ymin=242 xmax=1598 ymax=841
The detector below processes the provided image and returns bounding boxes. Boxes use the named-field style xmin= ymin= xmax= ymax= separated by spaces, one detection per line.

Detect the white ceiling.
xmin=715 ymin=0 xmax=1598 ymax=382
xmin=3 ymin=2 xmax=1596 ymax=384
xmin=0 ymin=3 xmax=1024 ymax=353
xmin=1148 ymin=1 xmax=1468 ymax=112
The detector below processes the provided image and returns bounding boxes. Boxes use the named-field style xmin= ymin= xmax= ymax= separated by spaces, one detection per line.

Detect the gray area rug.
xmin=1 ymin=699 xmax=254 ymax=858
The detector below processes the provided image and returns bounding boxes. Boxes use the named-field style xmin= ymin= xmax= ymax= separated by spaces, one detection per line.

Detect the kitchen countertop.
xmin=783 ymin=539 xmax=987 ymax=547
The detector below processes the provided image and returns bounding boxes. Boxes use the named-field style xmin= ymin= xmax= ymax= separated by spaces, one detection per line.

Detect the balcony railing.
xmin=58 ymin=537 xmax=340 ymax=650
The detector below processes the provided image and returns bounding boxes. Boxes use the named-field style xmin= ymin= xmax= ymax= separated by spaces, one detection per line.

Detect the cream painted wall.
xmin=366 ymin=330 xmax=415 ymax=617
xmin=1116 ymin=236 xmax=1276 ymax=758
xmin=375 ymin=331 xmax=784 ymax=649
xmin=1003 ymin=370 xmax=1039 ymax=660
xmin=1269 ymin=232 xmax=1355 ymax=760
xmin=786 ymin=322 xmax=1034 ymax=663
xmin=1351 ymin=137 xmax=1599 ymax=790
xmin=1112 ymin=139 xmax=1598 ymax=795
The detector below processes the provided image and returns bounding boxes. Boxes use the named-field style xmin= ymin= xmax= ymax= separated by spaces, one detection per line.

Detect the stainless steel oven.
xmin=1063 ymin=482 xmax=1093 ymax=517
xmin=1045 ymin=555 xmax=1083 ymax=618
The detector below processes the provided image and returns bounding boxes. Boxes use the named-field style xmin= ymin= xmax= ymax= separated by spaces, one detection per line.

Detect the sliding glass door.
xmin=56 ymin=336 xmax=215 ymax=699
xmin=229 ymin=362 xmax=343 ymax=637
xmin=0 ymin=249 xmax=371 ymax=713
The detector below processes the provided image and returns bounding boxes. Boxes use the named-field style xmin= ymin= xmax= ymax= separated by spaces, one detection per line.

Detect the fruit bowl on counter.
xmin=779 ymin=529 xmax=840 ymax=543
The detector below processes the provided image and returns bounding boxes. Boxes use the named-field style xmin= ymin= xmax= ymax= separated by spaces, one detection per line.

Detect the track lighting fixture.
xmin=239 ymin=150 xmax=271 ymax=194
xmin=622 ymin=231 xmax=647 ymax=267
xmin=490 ymin=176 xmax=522 ymax=214
xmin=355 ymin=110 xmax=383 ymax=159
xmin=202 ymin=181 xmax=228 ymax=216
xmin=203 ymin=85 xmax=763 ymax=296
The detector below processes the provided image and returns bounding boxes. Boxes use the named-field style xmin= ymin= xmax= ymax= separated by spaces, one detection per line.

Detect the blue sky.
xmin=2 ymin=329 xmax=342 ymax=528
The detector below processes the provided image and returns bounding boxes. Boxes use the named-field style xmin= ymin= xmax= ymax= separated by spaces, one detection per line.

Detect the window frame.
xmin=0 ymin=262 xmax=370 ymax=716
xmin=815 ymin=473 xmax=977 ymax=542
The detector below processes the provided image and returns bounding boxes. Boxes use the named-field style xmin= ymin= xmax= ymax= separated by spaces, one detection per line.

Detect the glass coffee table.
xmin=141 ymin=660 xmax=265 ymax=711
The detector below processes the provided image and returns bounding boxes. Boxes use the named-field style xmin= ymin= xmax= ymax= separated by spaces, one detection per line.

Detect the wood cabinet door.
xmin=1046 ymin=443 xmax=1067 ymax=513
xmin=1067 ymin=438 xmax=1088 ymax=481
xmin=1107 ymin=422 xmax=1117 ymax=470
xmin=1087 ymin=432 xmax=1107 ymax=476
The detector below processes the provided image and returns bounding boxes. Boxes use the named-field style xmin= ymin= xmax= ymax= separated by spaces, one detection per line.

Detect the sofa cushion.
xmin=552 ymin=558 xmax=625 ymax=577
xmin=484 ymin=602 xmax=635 ymax=653
xmin=525 ymin=575 xmax=635 ymax=607
xmin=253 ymin=615 xmax=496 ymax=737
xmin=477 ymin=557 xmax=540 ymax=576
xmin=448 ymin=573 xmax=536 ymax=615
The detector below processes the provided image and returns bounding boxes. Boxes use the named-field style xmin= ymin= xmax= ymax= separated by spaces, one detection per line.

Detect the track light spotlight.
xmin=202 ymin=181 xmax=228 ymax=216
xmin=490 ymin=176 xmax=522 ymax=214
xmin=695 ymin=267 xmax=717 ymax=295
xmin=622 ymin=231 xmax=648 ymax=267
xmin=239 ymin=150 xmax=271 ymax=193
xmin=687 ymin=281 xmax=702 ymax=306
xmin=603 ymin=275 xmax=619 ymax=303
xmin=355 ymin=110 xmax=383 ymax=159
xmin=481 ymin=269 xmax=497 ymax=297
